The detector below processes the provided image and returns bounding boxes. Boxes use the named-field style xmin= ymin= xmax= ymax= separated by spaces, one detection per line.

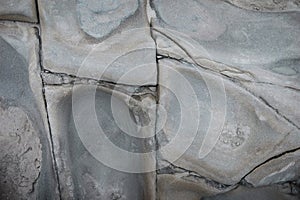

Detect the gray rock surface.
xmin=77 ymin=0 xmax=139 ymax=39
xmin=157 ymin=174 xmax=232 ymax=200
xmin=203 ymin=184 xmax=300 ymax=200
xmin=157 ymin=58 xmax=300 ymax=185
xmin=38 ymin=0 xmax=157 ymax=85
xmin=151 ymin=0 xmax=300 ymax=89
xmin=0 ymin=0 xmax=299 ymax=199
xmin=0 ymin=22 xmax=58 ymax=199
xmin=45 ymin=84 xmax=156 ymax=199
xmin=226 ymin=0 xmax=300 ymax=12
xmin=245 ymin=149 xmax=300 ymax=186
xmin=0 ymin=105 xmax=41 ymax=199
xmin=0 ymin=0 xmax=37 ymax=22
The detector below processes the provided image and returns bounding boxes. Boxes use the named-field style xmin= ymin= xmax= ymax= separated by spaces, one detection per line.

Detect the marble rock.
xmin=45 ymin=84 xmax=156 ymax=199
xmin=245 ymin=149 xmax=300 ymax=186
xmin=151 ymin=0 xmax=300 ymax=89
xmin=0 ymin=0 xmax=37 ymax=22
xmin=38 ymin=0 xmax=157 ymax=85
xmin=157 ymin=58 xmax=300 ymax=185
xmin=0 ymin=22 xmax=58 ymax=199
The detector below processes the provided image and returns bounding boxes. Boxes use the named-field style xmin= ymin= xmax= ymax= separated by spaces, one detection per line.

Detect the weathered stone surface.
xmin=38 ymin=0 xmax=157 ymax=85
xmin=226 ymin=0 xmax=300 ymax=12
xmin=203 ymin=184 xmax=300 ymax=200
xmin=0 ymin=0 xmax=299 ymax=199
xmin=157 ymin=58 xmax=300 ymax=185
xmin=0 ymin=0 xmax=37 ymax=22
xmin=45 ymin=84 xmax=156 ymax=199
xmin=77 ymin=0 xmax=139 ymax=39
xmin=152 ymin=1 xmax=300 ymax=192
xmin=245 ymin=150 xmax=300 ymax=186
xmin=151 ymin=0 xmax=300 ymax=89
xmin=0 ymin=105 xmax=41 ymax=199
xmin=0 ymin=22 xmax=58 ymax=199
xmin=157 ymin=173 xmax=234 ymax=200
xmin=240 ymin=82 xmax=300 ymax=128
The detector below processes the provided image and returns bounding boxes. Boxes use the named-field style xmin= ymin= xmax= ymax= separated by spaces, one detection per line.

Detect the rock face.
xmin=0 ymin=105 xmax=41 ymax=199
xmin=156 ymin=59 xmax=300 ymax=185
xmin=245 ymin=150 xmax=300 ymax=186
xmin=0 ymin=0 xmax=37 ymax=22
xmin=0 ymin=0 xmax=299 ymax=199
xmin=0 ymin=22 xmax=58 ymax=199
xmin=38 ymin=0 xmax=157 ymax=85
xmin=76 ymin=0 xmax=139 ymax=39
xmin=44 ymin=85 xmax=156 ymax=199
xmin=226 ymin=0 xmax=300 ymax=12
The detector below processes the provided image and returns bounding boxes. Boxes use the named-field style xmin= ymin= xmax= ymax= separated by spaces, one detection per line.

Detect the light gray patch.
xmin=76 ymin=0 xmax=139 ymax=39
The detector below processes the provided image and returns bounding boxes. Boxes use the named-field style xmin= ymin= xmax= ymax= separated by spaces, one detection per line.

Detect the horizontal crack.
xmin=0 ymin=18 xmax=38 ymax=24
xmin=157 ymin=159 xmax=235 ymax=190
xmin=42 ymin=69 xmax=157 ymax=88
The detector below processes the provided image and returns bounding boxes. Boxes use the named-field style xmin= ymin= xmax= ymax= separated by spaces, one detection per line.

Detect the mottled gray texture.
xmin=0 ymin=22 xmax=59 ymax=199
xmin=245 ymin=150 xmax=300 ymax=186
xmin=157 ymin=174 xmax=233 ymax=200
xmin=38 ymin=0 xmax=157 ymax=85
xmin=45 ymin=85 xmax=155 ymax=199
xmin=77 ymin=0 xmax=139 ymax=39
xmin=0 ymin=0 xmax=299 ymax=199
xmin=0 ymin=105 xmax=41 ymax=199
xmin=203 ymin=185 xmax=300 ymax=200
xmin=151 ymin=0 xmax=300 ymax=89
xmin=226 ymin=0 xmax=300 ymax=12
xmin=157 ymin=58 xmax=300 ymax=185
xmin=0 ymin=0 xmax=37 ymax=22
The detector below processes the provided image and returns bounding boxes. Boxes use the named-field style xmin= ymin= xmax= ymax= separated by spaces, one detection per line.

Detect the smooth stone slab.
xmin=0 ymin=0 xmax=37 ymax=22
xmin=0 ymin=22 xmax=58 ymax=199
xmin=151 ymin=0 xmax=300 ymax=89
xmin=157 ymin=59 xmax=300 ymax=185
xmin=45 ymin=85 xmax=156 ymax=199
xmin=203 ymin=185 xmax=300 ymax=200
xmin=241 ymin=82 xmax=300 ymax=128
xmin=245 ymin=149 xmax=300 ymax=186
xmin=38 ymin=0 xmax=157 ymax=85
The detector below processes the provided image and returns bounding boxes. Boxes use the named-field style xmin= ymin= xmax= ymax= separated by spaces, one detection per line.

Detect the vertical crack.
xmin=34 ymin=0 xmax=40 ymax=24
xmin=147 ymin=1 xmax=159 ymax=199
xmin=34 ymin=24 xmax=62 ymax=200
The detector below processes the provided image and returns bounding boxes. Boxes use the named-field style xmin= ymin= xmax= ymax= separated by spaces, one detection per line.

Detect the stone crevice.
xmin=148 ymin=8 xmax=160 ymax=200
xmin=41 ymin=70 xmax=157 ymax=88
xmin=157 ymin=159 xmax=235 ymax=190
xmin=34 ymin=26 xmax=62 ymax=200
xmin=0 ymin=18 xmax=38 ymax=24
xmin=240 ymin=146 xmax=300 ymax=183
xmin=29 ymin=170 xmax=41 ymax=194
xmin=259 ymin=96 xmax=300 ymax=130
